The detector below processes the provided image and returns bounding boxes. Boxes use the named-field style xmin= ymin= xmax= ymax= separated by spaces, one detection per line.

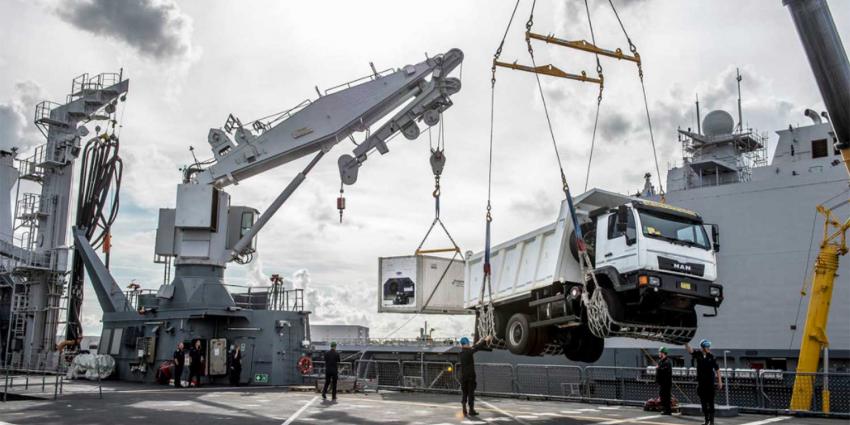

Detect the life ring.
xmin=297 ymin=356 xmax=314 ymax=375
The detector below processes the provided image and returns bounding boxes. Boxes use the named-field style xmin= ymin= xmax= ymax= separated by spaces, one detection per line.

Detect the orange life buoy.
xmin=297 ymin=356 xmax=313 ymax=375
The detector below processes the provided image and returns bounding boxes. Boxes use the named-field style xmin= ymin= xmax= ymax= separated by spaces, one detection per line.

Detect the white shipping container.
xmin=378 ymin=255 xmax=469 ymax=314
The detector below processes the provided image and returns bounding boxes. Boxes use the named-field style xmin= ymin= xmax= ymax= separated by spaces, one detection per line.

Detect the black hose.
xmin=65 ymin=132 xmax=123 ymax=342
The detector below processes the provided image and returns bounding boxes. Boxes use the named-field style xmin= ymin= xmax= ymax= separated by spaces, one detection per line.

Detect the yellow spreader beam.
xmin=493 ymin=60 xmax=602 ymax=85
xmin=415 ymin=247 xmax=460 ymax=256
xmin=526 ymin=32 xmax=641 ymax=64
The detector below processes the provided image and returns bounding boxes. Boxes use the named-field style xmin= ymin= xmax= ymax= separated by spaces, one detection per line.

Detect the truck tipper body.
xmin=464 ymin=189 xmax=724 ymax=362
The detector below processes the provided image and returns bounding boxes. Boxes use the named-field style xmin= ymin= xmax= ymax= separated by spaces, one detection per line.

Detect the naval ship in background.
xmin=312 ymin=94 xmax=850 ymax=373
xmin=641 ymin=105 xmax=849 ymax=371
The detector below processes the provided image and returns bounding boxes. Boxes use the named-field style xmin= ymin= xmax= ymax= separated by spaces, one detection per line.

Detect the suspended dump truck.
xmin=464 ymin=189 xmax=724 ymax=362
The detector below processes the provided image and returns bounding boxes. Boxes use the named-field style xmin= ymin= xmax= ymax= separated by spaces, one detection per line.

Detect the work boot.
xmin=462 ymin=405 xmax=468 ymax=416
xmin=469 ymin=410 xmax=480 ymax=416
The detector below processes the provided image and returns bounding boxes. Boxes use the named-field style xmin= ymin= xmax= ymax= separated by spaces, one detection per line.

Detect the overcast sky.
xmin=1 ymin=0 xmax=848 ymax=339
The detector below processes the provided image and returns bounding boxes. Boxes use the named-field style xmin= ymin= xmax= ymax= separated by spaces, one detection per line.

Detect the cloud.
xmin=0 ymin=81 xmax=43 ymax=152
xmin=54 ymin=0 xmax=196 ymax=62
xmin=509 ymin=189 xmax=558 ymax=221
xmin=598 ymin=110 xmax=633 ymax=142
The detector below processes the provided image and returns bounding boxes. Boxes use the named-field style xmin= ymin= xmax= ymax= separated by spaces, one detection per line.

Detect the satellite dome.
xmin=702 ymin=110 xmax=735 ymax=136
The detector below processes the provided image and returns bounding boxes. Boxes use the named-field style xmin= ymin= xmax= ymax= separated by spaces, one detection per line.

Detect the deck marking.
xmin=281 ymin=395 xmax=318 ymax=425
xmin=480 ymin=400 xmax=532 ymax=425
xmin=597 ymin=414 xmax=663 ymax=424
xmin=739 ymin=418 xmax=791 ymax=425
xmin=599 ymin=406 xmax=621 ymax=410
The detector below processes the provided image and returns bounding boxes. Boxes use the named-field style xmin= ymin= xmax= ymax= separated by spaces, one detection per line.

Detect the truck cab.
xmin=591 ymin=200 xmax=723 ymax=327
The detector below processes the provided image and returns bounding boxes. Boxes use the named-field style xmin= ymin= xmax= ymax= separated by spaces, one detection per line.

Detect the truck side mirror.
xmin=616 ymin=205 xmax=628 ymax=234
xmin=711 ymin=224 xmax=720 ymax=252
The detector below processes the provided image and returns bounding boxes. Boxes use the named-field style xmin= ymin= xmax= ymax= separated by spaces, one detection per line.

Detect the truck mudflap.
xmin=583 ymin=288 xmax=696 ymax=345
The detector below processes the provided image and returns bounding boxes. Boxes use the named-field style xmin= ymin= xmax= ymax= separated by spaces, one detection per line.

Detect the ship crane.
xmin=74 ymin=49 xmax=463 ymax=315
xmin=785 ymin=0 xmax=850 ymax=413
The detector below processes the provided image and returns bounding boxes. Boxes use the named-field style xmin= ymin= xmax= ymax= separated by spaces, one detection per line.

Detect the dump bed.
xmin=463 ymin=189 xmax=639 ymax=309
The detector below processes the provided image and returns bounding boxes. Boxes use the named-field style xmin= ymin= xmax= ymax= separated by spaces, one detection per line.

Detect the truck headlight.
xmin=709 ymin=286 xmax=721 ymax=296
xmin=648 ymin=276 xmax=661 ymax=287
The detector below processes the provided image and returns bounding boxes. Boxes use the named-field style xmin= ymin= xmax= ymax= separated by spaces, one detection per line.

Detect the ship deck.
xmin=0 ymin=380 xmax=842 ymax=425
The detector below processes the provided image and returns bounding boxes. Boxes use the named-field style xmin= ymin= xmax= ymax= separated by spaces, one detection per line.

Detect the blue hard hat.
xmin=460 ymin=337 xmax=470 ymax=346
xmin=700 ymin=339 xmax=711 ymax=348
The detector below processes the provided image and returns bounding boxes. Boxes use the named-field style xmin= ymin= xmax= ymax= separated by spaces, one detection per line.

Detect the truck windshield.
xmin=637 ymin=209 xmax=710 ymax=250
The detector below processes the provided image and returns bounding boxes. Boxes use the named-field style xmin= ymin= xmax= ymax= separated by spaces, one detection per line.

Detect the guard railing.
xmin=303 ymin=361 xmax=848 ymax=418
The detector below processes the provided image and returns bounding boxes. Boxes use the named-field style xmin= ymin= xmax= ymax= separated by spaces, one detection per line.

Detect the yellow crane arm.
xmin=790 ymin=202 xmax=849 ymax=412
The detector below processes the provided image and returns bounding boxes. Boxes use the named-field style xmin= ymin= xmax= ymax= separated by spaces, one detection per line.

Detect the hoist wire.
xmin=789 ymin=209 xmax=820 ymax=349
xmin=640 ymin=79 xmax=664 ymax=194
xmin=525 ymin=0 xmax=569 ymax=198
xmin=787 ymin=186 xmax=850 ymax=349
xmin=583 ymin=0 xmax=603 ymax=192
xmin=487 ymin=0 xmax=521 ymax=205
xmin=608 ymin=0 xmax=664 ymax=194
xmin=480 ymin=0 xmax=521 ymax=321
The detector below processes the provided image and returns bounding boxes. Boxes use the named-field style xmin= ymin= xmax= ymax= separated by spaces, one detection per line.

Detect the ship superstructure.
xmin=0 ymin=72 xmax=129 ymax=369
xmin=630 ymin=106 xmax=850 ymax=369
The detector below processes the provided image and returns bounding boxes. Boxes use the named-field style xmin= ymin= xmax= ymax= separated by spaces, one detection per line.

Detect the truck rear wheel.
xmin=577 ymin=331 xmax=604 ymax=362
xmin=528 ymin=326 xmax=549 ymax=356
xmin=493 ymin=309 xmax=509 ymax=340
xmin=561 ymin=325 xmax=605 ymax=363
xmin=505 ymin=313 xmax=536 ymax=355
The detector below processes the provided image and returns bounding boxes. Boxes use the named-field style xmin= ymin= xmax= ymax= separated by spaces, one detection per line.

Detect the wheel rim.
xmin=509 ymin=321 xmax=523 ymax=346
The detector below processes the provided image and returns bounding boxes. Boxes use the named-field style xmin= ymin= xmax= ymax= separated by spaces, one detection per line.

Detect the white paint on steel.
xmin=281 ymin=395 xmax=318 ymax=425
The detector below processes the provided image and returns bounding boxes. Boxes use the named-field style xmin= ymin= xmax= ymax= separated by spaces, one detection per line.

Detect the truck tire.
xmin=600 ymin=286 xmax=625 ymax=322
xmin=681 ymin=310 xmax=697 ymax=328
xmin=577 ymin=333 xmax=604 ymax=363
xmin=529 ymin=326 xmax=550 ymax=356
xmin=493 ymin=309 xmax=509 ymax=340
xmin=505 ymin=313 xmax=535 ymax=355
xmin=568 ymin=223 xmax=596 ymax=266
xmin=562 ymin=325 xmax=604 ymax=363
xmin=561 ymin=328 xmax=583 ymax=361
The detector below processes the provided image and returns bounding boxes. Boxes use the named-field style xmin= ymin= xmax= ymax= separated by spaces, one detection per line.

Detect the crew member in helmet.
xmin=459 ymin=335 xmax=492 ymax=417
xmin=686 ymin=339 xmax=722 ymax=425
xmin=656 ymin=347 xmax=673 ymax=415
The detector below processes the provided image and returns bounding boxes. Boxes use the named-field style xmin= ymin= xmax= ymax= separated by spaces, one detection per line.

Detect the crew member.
xmin=687 ymin=340 xmax=722 ymax=425
xmin=188 ymin=339 xmax=205 ymax=388
xmin=228 ymin=344 xmax=242 ymax=386
xmin=459 ymin=335 xmax=492 ymax=417
xmin=322 ymin=341 xmax=340 ymax=401
xmin=656 ymin=346 xmax=673 ymax=415
xmin=172 ymin=342 xmax=185 ymax=388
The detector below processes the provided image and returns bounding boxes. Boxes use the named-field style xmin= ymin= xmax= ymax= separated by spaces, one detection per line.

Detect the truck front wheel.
xmin=505 ymin=313 xmax=537 ymax=355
